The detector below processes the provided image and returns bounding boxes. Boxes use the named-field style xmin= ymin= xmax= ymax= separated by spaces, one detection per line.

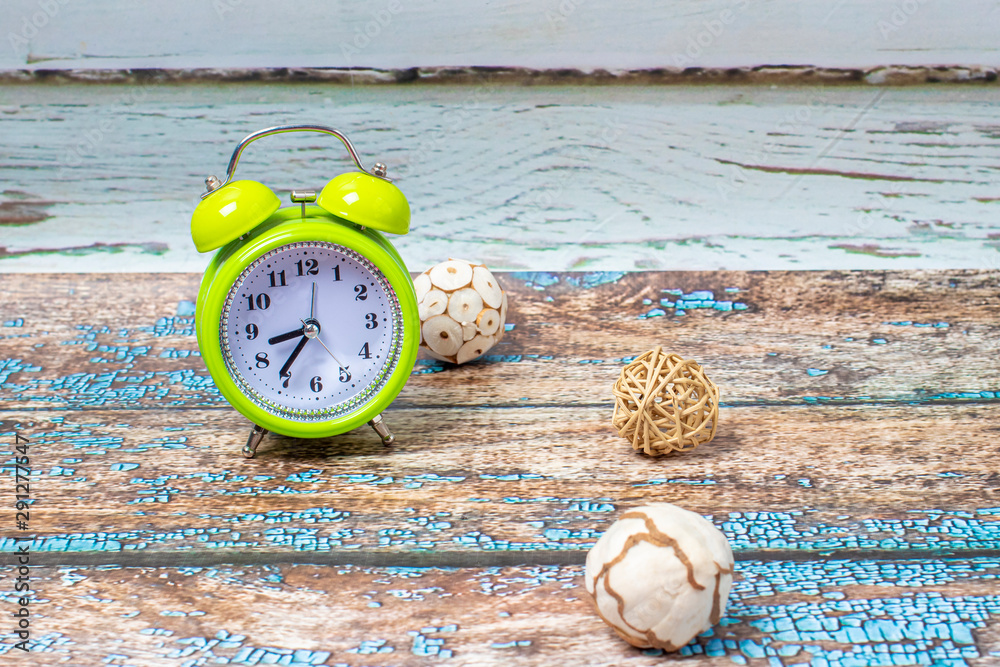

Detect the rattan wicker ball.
xmin=612 ymin=347 xmax=719 ymax=456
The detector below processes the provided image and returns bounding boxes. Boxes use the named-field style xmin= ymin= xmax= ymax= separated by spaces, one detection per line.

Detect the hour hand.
xmin=268 ymin=327 xmax=305 ymax=345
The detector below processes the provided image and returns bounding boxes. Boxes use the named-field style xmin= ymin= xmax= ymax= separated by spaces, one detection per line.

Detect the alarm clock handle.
xmin=202 ymin=124 xmax=389 ymax=199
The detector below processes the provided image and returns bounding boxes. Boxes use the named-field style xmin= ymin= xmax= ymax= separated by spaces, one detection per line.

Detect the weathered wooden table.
xmin=1 ymin=269 xmax=999 ymax=665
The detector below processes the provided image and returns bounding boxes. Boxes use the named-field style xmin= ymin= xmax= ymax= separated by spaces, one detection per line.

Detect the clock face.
xmin=220 ymin=241 xmax=404 ymax=422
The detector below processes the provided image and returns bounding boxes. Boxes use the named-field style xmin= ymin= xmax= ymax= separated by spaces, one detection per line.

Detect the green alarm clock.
xmin=190 ymin=124 xmax=419 ymax=458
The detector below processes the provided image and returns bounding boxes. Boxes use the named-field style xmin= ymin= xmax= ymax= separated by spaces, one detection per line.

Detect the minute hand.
xmin=279 ymin=335 xmax=309 ymax=378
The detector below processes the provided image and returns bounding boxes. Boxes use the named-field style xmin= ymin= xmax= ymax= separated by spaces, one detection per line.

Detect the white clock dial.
xmin=220 ymin=242 xmax=403 ymax=421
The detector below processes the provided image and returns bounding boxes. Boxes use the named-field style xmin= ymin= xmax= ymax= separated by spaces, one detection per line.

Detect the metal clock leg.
xmin=243 ymin=424 xmax=268 ymax=458
xmin=368 ymin=413 xmax=395 ymax=446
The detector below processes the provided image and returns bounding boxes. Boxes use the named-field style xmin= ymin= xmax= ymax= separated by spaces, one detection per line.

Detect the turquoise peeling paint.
xmin=30 ymin=358 xmax=998 ymax=408
xmin=736 ymin=559 xmax=1000 ymax=596
xmin=175 ymin=301 xmax=196 ymax=317
xmin=347 ymin=638 xmax=393 ymax=654
xmin=512 ymin=271 xmax=626 ymax=290
xmin=721 ymin=510 xmax=1000 ymax=553
xmin=5 ymin=317 xmax=999 ymax=406
xmin=1 ymin=496 xmax=998 ymax=555
xmin=410 ymin=626 xmax=456 ymax=658
xmin=634 ymin=477 xmax=718 ymax=486
xmin=3 ymin=420 xmax=999 ymax=554
xmin=2 ymin=360 xmax=219 ymax=409
xmin=725 ymin=591 xmax=998 ymax=665
xmin=885 ymin=321 xmax=950 ymax=328
xmin=512 ymin=271 xmax=560 ymax=287
xmin=0 ymin=358 xmax=41 ymax=384
xmin=4 ymin=562 xmax=998 ymax=665
xmin=564 ymin=272 xmax=627 ymax=288
xmin=639 ymin=289 xmax=750 ymax=318
xmin=143 ymin=316 xmax=196 ymax=337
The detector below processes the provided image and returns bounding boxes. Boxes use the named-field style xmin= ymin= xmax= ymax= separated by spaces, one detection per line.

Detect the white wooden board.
xmin=1 ymin=84 xmax=998 ymax=273
xmin=2 ymin=0 xmax=999 ymax=71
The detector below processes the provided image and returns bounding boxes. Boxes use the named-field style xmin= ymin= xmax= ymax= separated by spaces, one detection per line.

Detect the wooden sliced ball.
xmin=472 ymin=265 xmax=503 ymax=308
xmin=457 ymin=334 xmax=496 ymax=365
xmin=418 ymin=289 xmax=447 ymax=320
xmin=586 ymin=503 xmax=734 ymax=651
xmin=476 ymin=308 xmax=501 ymax=336
xmin=417 ymin=259 xmax=507 ymax=364
xmin=429 ymin=259 xmax=473 ymax=291
xmin=447 ymin=288 xmax=484 ymax=323
xmin=421 ymin=315 xmax=463 ymax=357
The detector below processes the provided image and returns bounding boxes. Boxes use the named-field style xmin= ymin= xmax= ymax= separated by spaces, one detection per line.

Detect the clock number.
xmin=354 ymin=284 xmax=368 ymax=301
xmin=358 ymin=342 xmax=372 ymax=359
xmin=295 ymin=258 xmax=319 ymax=276
xmin=268 ymin=270 xmax=287 ymax=287
xmin=333 ymin=264 xmax=341 ymax=282
xmin=310 ymin=376 xmax=323 ymax=393
xmin=245 ymin=323 xmax=258 ymax=340
xmin=365 ymin=313 xmax=378 ymax=329
xmin=339 ymin=367 xmax=351 ymax=383
xmin=246 ymin=293 xmax=271 ymax=311
xmin=255 ymin=352 xmax=270 ymax=368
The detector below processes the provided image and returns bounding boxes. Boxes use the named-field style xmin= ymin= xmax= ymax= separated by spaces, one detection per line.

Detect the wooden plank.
xmin=3 ymin=0 xmax=1000 ymax=71
xmin=2 ymin=271 xmax=997 ymax=561
xmin=2 ymin=271 xmax=998 ymax=411
xmin=3 ymin=559 xmax=1000 ymax=664
xmin=3 ymin=401 xmax=999 ymax=558
xmin=2 ymin=85 xmax=1000 ymax=273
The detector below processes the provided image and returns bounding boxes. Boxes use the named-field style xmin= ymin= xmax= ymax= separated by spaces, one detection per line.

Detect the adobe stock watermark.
xmin=524 ymin=114 xmax=627 ymax=222
xmin=850 ymin=187 xmax=912 ymax=237
xmin=8 ymin=0 xmax=72 ymax=58
xmin=392 ymin=83 xmax=500 ymax=180
xmin=716 ymin=88 xmax=832 ymax=202
xmin=847 ymin=122 xmax=955 ymax=236
xmin=545 ymin=0 xmax=587 ymax=29
xmin=848 ymin=125 xmax=951 ymax=236
xmin=981 ymin=247 xmax=1000 ymax=272
xmin=61 ymin=83 xmax=154 ymax=170
xmin=213 ymin=0 xmax=245 ymax=20
xmin=339 ymin=0 xmax=404 ymax=63
xmin=672 ymin=0 xmax=751 ymax=69
xmin=876 ymin=0 xmax=930 ymax=40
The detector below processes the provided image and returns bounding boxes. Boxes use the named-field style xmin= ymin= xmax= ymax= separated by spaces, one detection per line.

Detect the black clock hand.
xmin=268 ymin=327 xmax=305 ymax=345
xmin=279 ymin=335 xmax=308 ymax=378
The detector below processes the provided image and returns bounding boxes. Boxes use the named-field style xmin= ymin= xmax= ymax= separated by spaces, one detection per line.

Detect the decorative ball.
xmin=611 ymin=346 xmax=719 ymax=456
xmin=414 ymin=259 xmax=507 ymax=364
xmin=585 ymin=503 xmax=734 ymax=651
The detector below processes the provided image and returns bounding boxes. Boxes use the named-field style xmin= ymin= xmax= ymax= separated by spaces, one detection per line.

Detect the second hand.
xmin=302 ymin=318 xmax=348 ymax=370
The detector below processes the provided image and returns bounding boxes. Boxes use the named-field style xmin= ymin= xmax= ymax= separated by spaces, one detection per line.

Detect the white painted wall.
xmin=2 ymin=0 xmax=999 ymax=71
